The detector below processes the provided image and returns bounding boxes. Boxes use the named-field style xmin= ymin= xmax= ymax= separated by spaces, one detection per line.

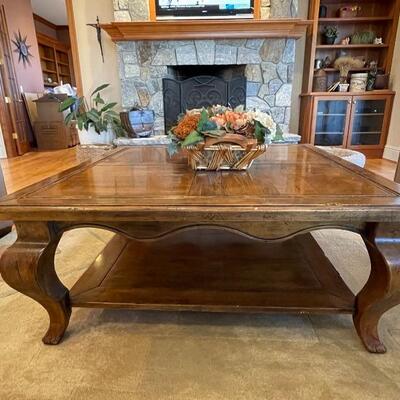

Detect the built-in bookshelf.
xmin=300 ymin=0 xmax=400 ymax=158
xmin=37 ymin=33 xmax=74 ymax=88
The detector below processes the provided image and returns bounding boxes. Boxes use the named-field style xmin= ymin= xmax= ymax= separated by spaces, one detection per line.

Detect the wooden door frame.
xmin=65 ymin=0 xmax=83 ymax=96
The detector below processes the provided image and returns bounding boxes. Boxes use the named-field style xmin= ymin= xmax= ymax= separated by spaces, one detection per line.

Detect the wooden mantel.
xmin=101 ymin=19 xmax=311 ymax=41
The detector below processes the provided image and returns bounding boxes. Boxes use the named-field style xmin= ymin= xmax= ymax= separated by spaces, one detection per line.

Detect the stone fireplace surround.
xmin=118 ymin=38 xmax=295 ymax=135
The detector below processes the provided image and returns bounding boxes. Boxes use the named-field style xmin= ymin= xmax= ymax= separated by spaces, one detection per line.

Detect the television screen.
xmin=156 ymin=0 xmax=254 ymax=19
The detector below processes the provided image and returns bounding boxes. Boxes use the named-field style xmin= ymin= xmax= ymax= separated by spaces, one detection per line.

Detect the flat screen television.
xmin=156 ymin=0 xmax=254 ymax=19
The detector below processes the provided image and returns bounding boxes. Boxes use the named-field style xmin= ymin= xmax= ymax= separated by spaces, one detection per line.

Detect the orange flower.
xmin=173 ymin=113 xmax=200 ymax=139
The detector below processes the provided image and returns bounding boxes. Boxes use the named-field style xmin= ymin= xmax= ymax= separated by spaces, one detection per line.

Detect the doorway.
xmin=32 ymin=0 xmax=78 ymax=92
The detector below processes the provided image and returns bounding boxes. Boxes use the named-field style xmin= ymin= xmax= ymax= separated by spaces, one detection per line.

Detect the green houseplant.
xmin=323 ymin=26 xmax=338 ymax=45
xmin=59 ymin=84 xmax=125 ymax=145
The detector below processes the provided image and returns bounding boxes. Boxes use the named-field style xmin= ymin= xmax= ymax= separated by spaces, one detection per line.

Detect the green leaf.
xmin=274 ymin=124 xmax=284 ymax=142
xmin=200 ymin=120 xmax=218 ymax=132
xmin=106 ymin=110 xmax=119 ymax=117
xmin=64 ymin=112 xmax=74 ymax=126
xmin=254 ymin=121 xmax=265 ymax=143
xmin=202 ymin=129 xmax=225 ymax=138
xmin=59 ymin=97 xmax=76 ymax=112
xmin=91 ymin=83 xmax=109 ymax=96
xmin=101 ymin=102 xmax=117 ymax=113
xmin=94 ymin=93 xmax=105 ymax=105
xmin=167 ymin=140 xmax=179 ymax=157
xmin=86 ymin=109 xmax=100 ymax=123
xmin=181 ymin=131 xmax=204 ymax=148
xmin=197 ymin=109 xmax=209 ymax=132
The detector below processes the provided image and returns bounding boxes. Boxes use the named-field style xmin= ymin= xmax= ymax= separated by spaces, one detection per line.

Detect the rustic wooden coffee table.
xmin=1 ymin=145 xmax=399 ymax=353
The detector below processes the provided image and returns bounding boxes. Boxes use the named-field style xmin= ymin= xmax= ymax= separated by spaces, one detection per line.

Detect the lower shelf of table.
xmin=69 ymin=229 xmax=355 ymax=314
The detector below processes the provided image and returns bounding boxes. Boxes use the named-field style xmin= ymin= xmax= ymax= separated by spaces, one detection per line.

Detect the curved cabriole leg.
xmin=354 ymin=223 xmax=400 ymax=353
xmin=0 ymin=222 xmax=71 ymax=345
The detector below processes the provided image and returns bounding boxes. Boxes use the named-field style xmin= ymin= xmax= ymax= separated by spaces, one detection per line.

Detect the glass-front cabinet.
xmin=350 ymin=98 xmax=387 ymax=147
xmin=311 ymin=94 xmax=393 ymax=157
xmin=313 ymin=98 xmax=351 ymax=146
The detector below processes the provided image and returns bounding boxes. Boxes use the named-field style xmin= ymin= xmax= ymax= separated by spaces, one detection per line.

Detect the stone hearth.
xmin=118 ymin=39 xmax=295 ymax=135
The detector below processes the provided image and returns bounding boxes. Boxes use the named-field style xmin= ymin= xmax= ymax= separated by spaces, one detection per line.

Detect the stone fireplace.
xmin=113 ymin=0 xmax=298 ymax=135
xmin=118 ymin=38 xmax=295 ymax=135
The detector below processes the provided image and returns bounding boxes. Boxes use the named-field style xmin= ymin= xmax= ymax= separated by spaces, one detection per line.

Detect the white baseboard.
xmin=383 ymin=145 xmax=400 ymax=162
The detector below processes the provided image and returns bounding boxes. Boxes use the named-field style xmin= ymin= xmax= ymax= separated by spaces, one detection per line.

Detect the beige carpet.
xmin=1 ymin=228 xmax=400 ymax=400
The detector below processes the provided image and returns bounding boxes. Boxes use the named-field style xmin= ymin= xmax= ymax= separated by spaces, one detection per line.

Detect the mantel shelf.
xmin=100 ymin=19 xmax=312 ymax=41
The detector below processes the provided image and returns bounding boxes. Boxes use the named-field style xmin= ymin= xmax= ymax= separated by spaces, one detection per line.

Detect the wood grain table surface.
xmin=0 ymin=144 xmax=399 ymax=353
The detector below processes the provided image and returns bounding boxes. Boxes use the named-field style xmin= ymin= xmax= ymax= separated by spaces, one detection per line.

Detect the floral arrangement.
xmin=168 ymin=105 xmax=279 ymax=155
xmin=334 ymin=56 xmax=366 ymax=82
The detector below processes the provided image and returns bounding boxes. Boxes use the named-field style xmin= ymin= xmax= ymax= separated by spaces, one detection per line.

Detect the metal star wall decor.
xmin=12 ymin=30 xmax=33 ymax=67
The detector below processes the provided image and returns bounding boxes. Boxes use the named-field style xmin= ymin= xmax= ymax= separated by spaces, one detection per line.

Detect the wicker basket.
xmin=338 ymin=7 xmax=359 ymax=18
xmin=186 ymin=134 xmax=266 ymax=171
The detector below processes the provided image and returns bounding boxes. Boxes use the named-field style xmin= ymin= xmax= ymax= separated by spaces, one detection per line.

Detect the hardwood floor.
xmin=365 ymin=158 xmax=397 ymax=181
xmin=0 ymin=147 xmax=397 ymax=195
xmin=0 ymin=147 xmax=111 ymax=194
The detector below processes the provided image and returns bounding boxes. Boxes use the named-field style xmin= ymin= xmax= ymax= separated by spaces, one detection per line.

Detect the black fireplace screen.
xmin=162 ymin=75 xmax=247 ymax=132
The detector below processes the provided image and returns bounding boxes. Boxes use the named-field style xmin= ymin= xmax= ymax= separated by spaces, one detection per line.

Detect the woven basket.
xmin=186 ymin=134 xmax=266 ymax=171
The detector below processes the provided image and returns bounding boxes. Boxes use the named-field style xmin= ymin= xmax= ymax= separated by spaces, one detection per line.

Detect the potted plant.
xmin=59 ymin=84 xmax=125 ymax=145
xmin=323 ymin=26 xmax=338 ymax=45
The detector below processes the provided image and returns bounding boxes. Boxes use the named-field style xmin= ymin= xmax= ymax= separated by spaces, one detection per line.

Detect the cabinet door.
xmin=312 ymin=97 xmax=352 ymax=147
xmin=348 ymin=96 xmax=390 ymax=147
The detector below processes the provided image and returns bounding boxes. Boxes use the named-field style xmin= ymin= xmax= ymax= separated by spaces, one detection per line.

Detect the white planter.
xmin=78 ymin=126 xmax=115 ymax=145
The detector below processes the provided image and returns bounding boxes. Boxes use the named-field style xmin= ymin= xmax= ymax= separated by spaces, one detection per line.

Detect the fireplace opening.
xmin=162 ymin=64 xmax=247 ymax=132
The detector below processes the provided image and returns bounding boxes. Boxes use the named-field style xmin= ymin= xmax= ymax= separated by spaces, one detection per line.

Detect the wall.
xmin=383 ymin=22 xmax=400 ymax=161
xmin=72 ymin=0 xmax=121 ymax=107
xmin=289 ymin=0 xmax=307 ymax=133
xmin=0 ymin=0 xmax=43 ymax=93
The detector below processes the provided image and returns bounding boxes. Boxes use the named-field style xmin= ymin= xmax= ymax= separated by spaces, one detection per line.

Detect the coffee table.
xmin=1 ymin=145 xmax=399 ymax=353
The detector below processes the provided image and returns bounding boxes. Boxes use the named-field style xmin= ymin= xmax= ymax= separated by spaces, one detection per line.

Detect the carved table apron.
xmin=1 ymin=145 xmax=400 ymax=353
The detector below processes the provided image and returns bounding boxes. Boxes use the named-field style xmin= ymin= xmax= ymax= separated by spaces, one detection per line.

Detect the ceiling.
xmin=31 ymin=0 xmax=68 ymax=26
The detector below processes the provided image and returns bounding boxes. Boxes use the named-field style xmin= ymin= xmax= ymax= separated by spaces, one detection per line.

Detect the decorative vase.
xmin=120 ymin=108 xmax=154 ymax=138
xmin=319 ymin=5 xmax=327 ymax=18
xmin=78 ymin=125 xmax=115 ymax=145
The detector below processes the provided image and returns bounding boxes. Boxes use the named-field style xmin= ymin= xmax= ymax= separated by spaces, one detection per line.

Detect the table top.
xmin=1 ymin=145 xmax=400 ymax=222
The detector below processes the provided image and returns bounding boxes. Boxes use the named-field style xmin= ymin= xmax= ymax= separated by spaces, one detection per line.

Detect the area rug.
xmin=0 ymin=228 xmax=399 ymax=400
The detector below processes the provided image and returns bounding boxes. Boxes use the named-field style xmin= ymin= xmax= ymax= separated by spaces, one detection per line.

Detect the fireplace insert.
xmin=162 ymin=68 xmax=246 ymax=133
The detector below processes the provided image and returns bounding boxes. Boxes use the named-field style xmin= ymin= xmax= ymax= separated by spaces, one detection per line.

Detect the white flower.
xmin=247 ymin=110 xmax=277 ymax=139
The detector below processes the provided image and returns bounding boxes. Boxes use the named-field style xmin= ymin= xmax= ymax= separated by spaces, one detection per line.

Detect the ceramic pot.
xmin=319 ymin=5 xmax=327 ymax=18
xmin=350 ymin=73 xmax=368 ymax=92
xmin=374 ymin=74 xmax=389 ymax=90
xmin=78 ymin=125 xmax=115 ymax=145
xmin=323 ymin=36 xmax=336 ymax=45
